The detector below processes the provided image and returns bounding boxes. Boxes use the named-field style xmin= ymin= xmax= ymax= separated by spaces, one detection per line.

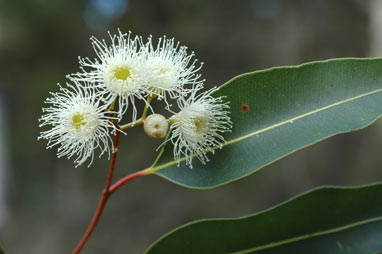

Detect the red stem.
xmin=73 ymin=190 xmax=110 ymax=254
xmin=105 ymin=131 xmax=120 ymax=190
xmin=109 ymin=170 xmax=148 ymax=194
xmin=73 ymin=131 xmax=120 ymax=254
xmin=72 ymin=130 xmax=150 ymax=253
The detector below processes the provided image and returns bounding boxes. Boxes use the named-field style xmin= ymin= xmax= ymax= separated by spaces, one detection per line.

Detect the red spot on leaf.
xmin=241 ymin=104 xmax=249 ymax=112
xmin=330 ymin=84 xmax=334 ymax=87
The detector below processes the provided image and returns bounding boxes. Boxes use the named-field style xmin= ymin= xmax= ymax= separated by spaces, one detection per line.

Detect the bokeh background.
xmin=0 ymin=0 xmax=381 ymax=253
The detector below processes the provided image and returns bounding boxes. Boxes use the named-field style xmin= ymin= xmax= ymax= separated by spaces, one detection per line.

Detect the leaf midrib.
xmin=229 ymin=216 xmax=382 ymax=254
xmin=151 ymin=88 xmax=382 ymax=171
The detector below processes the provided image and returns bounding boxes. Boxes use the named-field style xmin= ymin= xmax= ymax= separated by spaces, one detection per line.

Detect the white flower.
xmin=70 ymin=30 xmax=148 ymax=120
xmin=38 ymin=83 xmax=118 ymax=167
xmin=144 ymin=36 xmax=204 ymax=105
xmin=167 ymin=87 xmax=232 ymax=168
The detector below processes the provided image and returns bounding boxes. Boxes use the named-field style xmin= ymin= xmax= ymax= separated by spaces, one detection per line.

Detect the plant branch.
xmin=119 ymin=95 xmax=155 ymax=130
xmin=142 ymin=96 xmax=154 ymax=120
xmin=73 ymin=189 xmax=109 ymax=254
xmin=106 ymin=131 xmax=120 ymax=189
xmin=120 ymin=118 xmax=144 ymax=130
xmin=73 ymin=131 xmax=121 ymax=254
xmin=72 ymin=95 xmax=158 ymax=253
xmin=109 ymin=168 xmax=152 ymax=194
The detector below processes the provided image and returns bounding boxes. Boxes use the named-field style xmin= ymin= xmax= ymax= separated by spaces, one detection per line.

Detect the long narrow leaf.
xmin=152 ymin=58 xmax=382 ymax=188
xmin=146 ymin=183 xmax=382 ymax=254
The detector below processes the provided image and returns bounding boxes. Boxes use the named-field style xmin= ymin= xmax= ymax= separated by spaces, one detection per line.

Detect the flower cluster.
xmin=39 ymin=30 xmax=232 ymax=168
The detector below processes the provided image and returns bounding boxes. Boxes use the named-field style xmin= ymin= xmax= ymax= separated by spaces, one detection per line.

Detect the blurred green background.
xmin=0 ymin=0 xmax=381 ymax=253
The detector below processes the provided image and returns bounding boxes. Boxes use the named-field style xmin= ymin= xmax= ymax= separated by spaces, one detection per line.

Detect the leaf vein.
xmin=229 ymin=216 xmax=382 ymax=254
xmin=225 ymin=88 xmax=382 ymax=147
xmin=151 ymin=88 xmax=382 ymax=171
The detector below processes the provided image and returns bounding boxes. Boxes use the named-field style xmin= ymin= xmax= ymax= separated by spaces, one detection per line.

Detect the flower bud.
xmin=144 ymin=114 xmax=169 ymax=139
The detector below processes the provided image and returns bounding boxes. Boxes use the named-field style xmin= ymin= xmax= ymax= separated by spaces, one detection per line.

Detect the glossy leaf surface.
xmin=146 ymin=183 xmax=382 ymax=254
xmin=152 ymin=58 xmax=382 ymax=188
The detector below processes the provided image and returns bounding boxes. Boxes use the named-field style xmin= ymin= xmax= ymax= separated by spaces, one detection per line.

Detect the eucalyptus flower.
xmin=144 ymin=36 xmax=204 ymax=105
xmin=71 ymin=30 xmax=148 ymax=120
xmin=38 ymin=83 xmax=118 ymax=167
xmin=167 ymin=87 xmax=232 ymax=168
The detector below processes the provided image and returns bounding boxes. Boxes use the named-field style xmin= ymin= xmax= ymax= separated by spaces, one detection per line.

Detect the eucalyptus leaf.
xmin=152 ymin=58 xmax=382 ymax=188
xmin=146 ymin=183 xmax=382 ymax=254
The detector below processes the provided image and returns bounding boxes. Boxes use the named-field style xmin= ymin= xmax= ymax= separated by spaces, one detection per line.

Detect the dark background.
xmin=0 ymin=0 xmax=381 ymax=253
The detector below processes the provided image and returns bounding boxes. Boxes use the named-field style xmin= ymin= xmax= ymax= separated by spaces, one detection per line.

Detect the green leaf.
xmin=152 ymin=58 xmax=382 ymax=188
xmin=146 ymin=183 xmax=382 ymax=254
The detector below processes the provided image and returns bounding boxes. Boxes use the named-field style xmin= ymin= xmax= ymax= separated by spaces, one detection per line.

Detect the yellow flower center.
xmin=113 ymin=67 xmax=131 ymax=81
xmin=72 ymin=113 xmax=86 ymax=130
xmin=194 ymin=118 xmax=205 ymax=133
